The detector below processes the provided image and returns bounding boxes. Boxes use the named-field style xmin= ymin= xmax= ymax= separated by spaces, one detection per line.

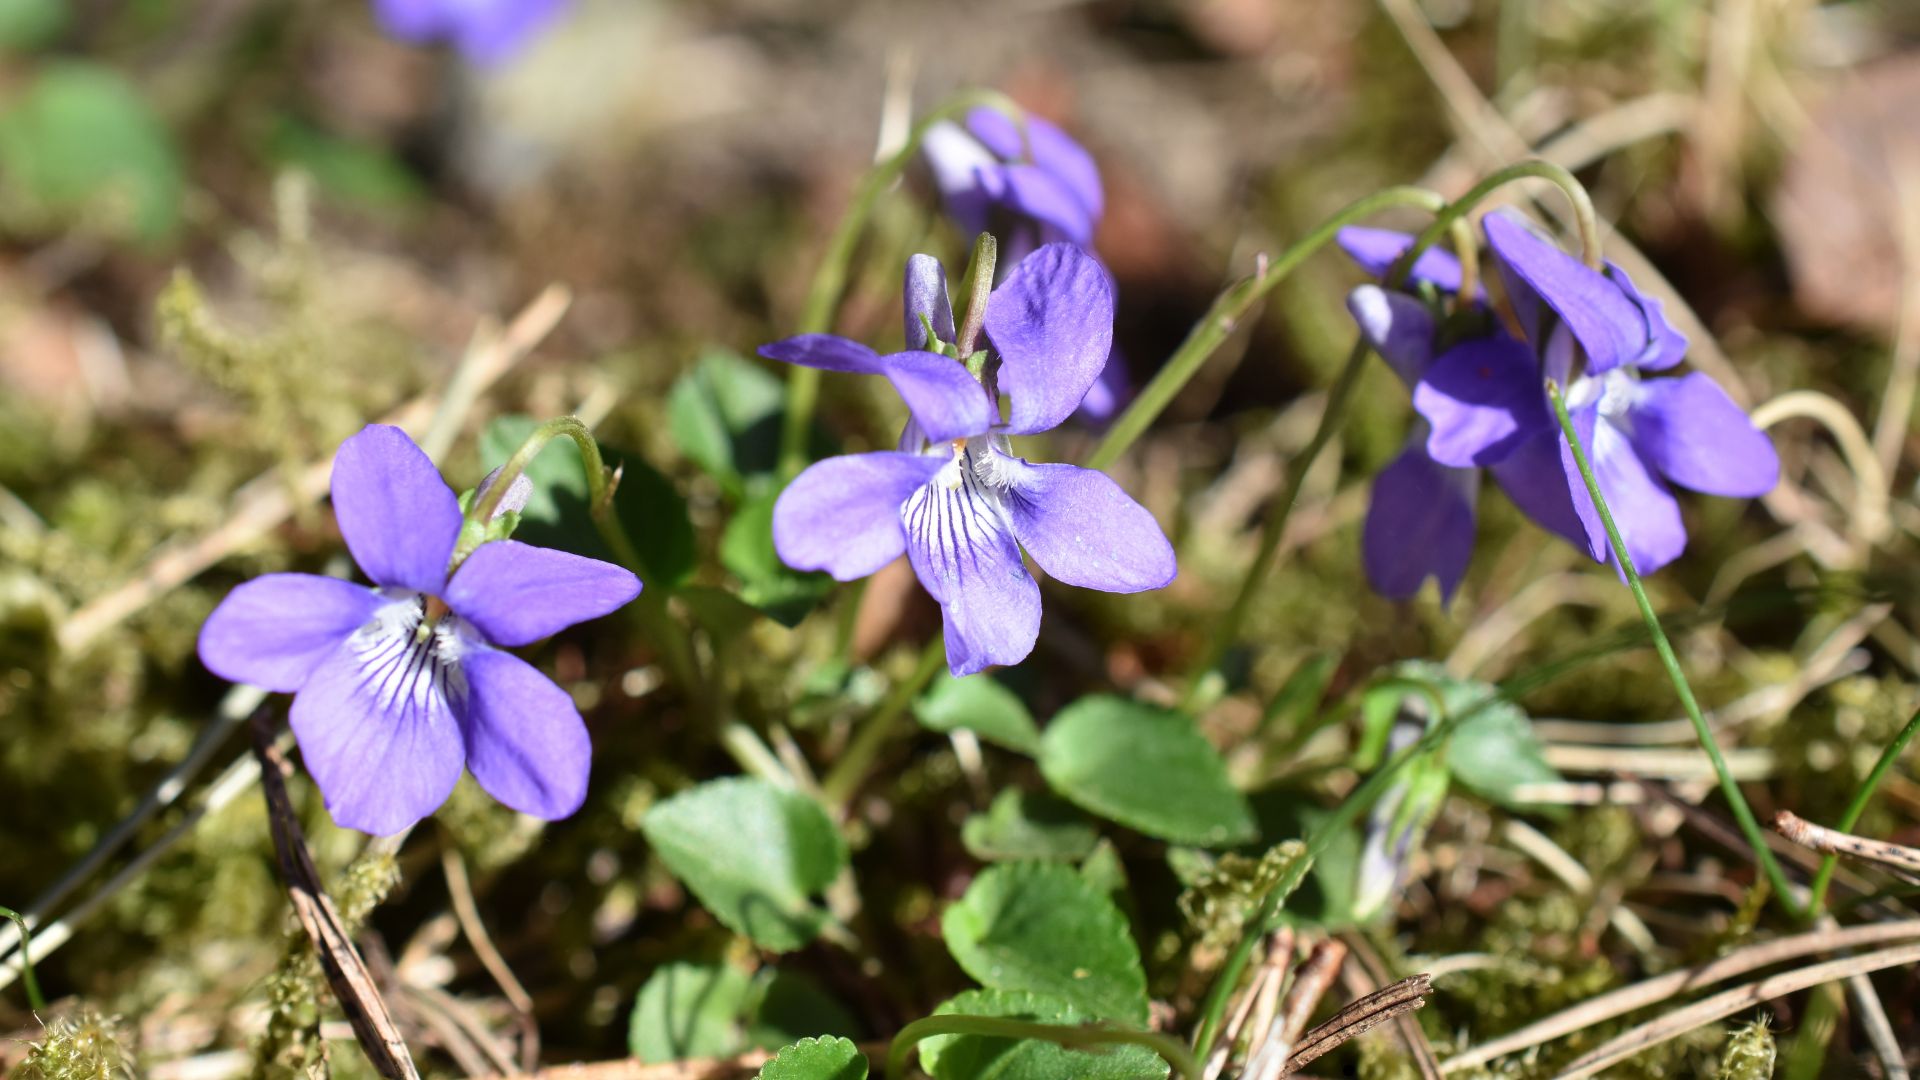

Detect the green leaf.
xmin=667 ymin=348 xmax=789 ymax=500
xmin=721 ymin=491 xmax=832 ymax=627
xmin=1248 ymin=790 xmax=1361 ymax=930
xmin=267 ymin=117 xmax=424 ymax=211
xmin=917 ymin=990 xmax=1167 ymax=1080
xmin=941 ymin=862 xmax=1148 ymax=1025
xmin=747 ymin=969 xmax=861 ymax=1049
xmin=629 ymin=962 xmax=753 ymax=1062
xmin=629 ymin=963 xmax=860 ymax=1064
xmin=479 ymin=415 xmax=695 ymax=589
xmin=1039 ymin=696 xmax=1256 ymax=848
xmin=1079 ymin=841 xmax=1129 ymax=903
xmin=642 ymin=778 xmax=849 ymax=952
xmin=0 ymin=0 xmax=65 ymax=50
xmin=962 ymin=790 xmax=1099 ymax=862
xmin=0 ymin=63 xmax=182 ymax=242
xmin=1377 ymin=661 xmax=1561 ymax=810
xmin=756 ymin=1036 xmax=868 ymax=1080
xmin=678 ymin=584 xmax=766 ymax=649
xmin=916 ymin=673 xmax=1040 ymax=754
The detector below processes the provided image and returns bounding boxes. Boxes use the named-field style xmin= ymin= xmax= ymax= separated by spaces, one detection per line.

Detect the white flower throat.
xmin=350 ymin=590 xmax=471 ymax=720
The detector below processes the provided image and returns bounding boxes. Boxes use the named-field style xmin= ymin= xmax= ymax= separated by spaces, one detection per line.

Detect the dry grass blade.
xmin=56 ymin=285 xmax=571 ymax=655
xmin=250 ymin=714 xmax=421 ymax=1080
xmin=1776 ymin=811 xmax=1920 ymax=881
xmin=1550 ymin=942 xmax=1920 ymax=1079
xmin=474 ymin=1043 xmax=892 ymax=1080
xmin=1279 ymin=974 xmax=1431 ymax=1077
xmin=1440 ymin=918 xmax=1920 ymax=1071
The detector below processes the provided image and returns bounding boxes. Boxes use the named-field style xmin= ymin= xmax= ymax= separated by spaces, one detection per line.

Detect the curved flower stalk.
xmin=371 ymin=0 xmax=570 ymax=66
xmin=1341 ymin=210 xmax=1779 ymax=594
xmin=765 ymin=244 xmax=1176 ymax=675
xmin=198 ymin=425 xmax=641 ymax=836
xmin=923 ymin=105 xmax=1128 ymax=424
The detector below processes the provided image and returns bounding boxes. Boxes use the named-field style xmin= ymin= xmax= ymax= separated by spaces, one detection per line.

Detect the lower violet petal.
xmin=198 ymin=574 xmax=385 ymax=692
xmin=1347 ymin=285 xmax=1437 ymax=389
xmin=774 ymin=452 xmax=947 ymax=581
xmin=1362 ymin=442 xmax=1478 ymax=602
xmin=1590 ymin=419 xmax=1688 ymax=574
xmin=288 ymin=611 xmax=466 ymax=836
xmin=458 ymin=646 xmax=592 ymax=820
xmin=900 ymin=457 xmax=1042 ymax=675
xmin=997 ymin=458 xmax=1175 ymax=594
xmin=1489 ymin=421 xmax=1606 ymax=560
xmin=1625 ymin=372 xmax=1779 ymax=497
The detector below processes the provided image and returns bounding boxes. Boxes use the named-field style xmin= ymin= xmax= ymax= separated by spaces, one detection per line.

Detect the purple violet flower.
xmin=764 ymin=243 xmax=1176 ymax=675
xmin=1337 ymin=228 xmax=1485 ymax=602
xmin=371 ymin=0 xmax=570 ymax=66
xmin=197 ymin=425 xmax=640 ymax=835
xmin=923 ymin=106 xmax=1129 ymax=425
xmin=1412 ymin=210 xmax=1779 ymax=574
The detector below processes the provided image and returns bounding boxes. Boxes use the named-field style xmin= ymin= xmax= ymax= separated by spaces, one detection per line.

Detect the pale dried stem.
xmin=1243 ymin=940 xmax=1345 ymax=1080
xmin=1441 ymin=919 xmax=1920 ymax=1072
xmin=1870 ymin=148 xmax=1920 ymax=477
xmin=1548 ymin=942 xmax=1920 ymax=1079
xmin=1775 ymin=811 xmax=1920 ymax=882
xmin=1501 ymin=820 xmax=1656 ymax=956
xmin=1749 ymin=390 xmax=1889 ymax=548
xmin=441 ymin=847 xmax=539 ymax=1072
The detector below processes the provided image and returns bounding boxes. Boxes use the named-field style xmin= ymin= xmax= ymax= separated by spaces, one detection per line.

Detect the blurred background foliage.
xmin=1 ymin=0 xmax=1918 ymax=1077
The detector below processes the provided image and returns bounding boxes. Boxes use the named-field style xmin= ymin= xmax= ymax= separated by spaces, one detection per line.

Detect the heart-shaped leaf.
xmin=941 ymin=862 xmax=1148 ymax=1025
xmin=1039 ymin=696 xmax=1256 ymax=847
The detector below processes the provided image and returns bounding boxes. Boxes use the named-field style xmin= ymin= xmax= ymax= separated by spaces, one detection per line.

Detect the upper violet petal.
xmin=331 ymin=424 xmax=463 ymax=594
xmin=1484 ymin=210 xmax=1645 ymax=375
xmin=984 ymin=243 xmax=1115 ymax=435
xmin=1411 ymin=333 xmax=1551 ymax=466
xmin=1625 ymin=372 xmax=1779 ymax=497
xmin=998 ymin=458 xmax=1176 ymax=594
xmin=1073 ymin=348 xmax=1131 ymax=426
xmin=1348 ymin=284 xmax=1437 ymax=388
xmin=198 ymin=574 xmax=385 ymax=692
xmin=1362 ymin=438 xmax=1478 ymax=602
xmin=968 ymin=108 xmax=1103 ymax=222
xmin=904 ymin=254 xmax=958 ymax=351
xmin=920 ymin=122 xmax=995 ymax=236
xmin=900 ymin=456 xmax=1042 ymax=675
xmin=773 ymin=451 xmax=946 ymax=580
xmin=458 ymin=646 xmax=592 ymax=820
xmin=877 ymin=350 xmax=995 ymax=442
xmin=1335 ymin=226 xmax=1466 ymax=293
xmin=289 ymin=628 xmax=465 ymax=836
xmin=998 ymin=164 xmax=1095 ymax=246
xmin=759 ymin=334 xmax=883 ymax=374
xmin=444 ymin=540 xmax=641 ymax=647
xmin=1608 ymin=263 xmax=1688 ymax=370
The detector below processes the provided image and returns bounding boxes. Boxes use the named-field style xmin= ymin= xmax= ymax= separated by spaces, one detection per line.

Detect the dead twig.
xmin=1339 ymin=935 xmax=1442 ymax=1079
xmin=1244 ymin=939 xmax=1345 ymax=1080
xmin=1550 ymin=942 xmax=1920 ymax=1079
xmin=250 ymin=713 xmax=421 ymax=1080
xmin=1280 ymin=975 xmax=1432 ymax=1077
xmin=1776 ymin=811 xmax=1920 ymax=883
xmin=1440 ymin=918 xmax=1920 ymax=1071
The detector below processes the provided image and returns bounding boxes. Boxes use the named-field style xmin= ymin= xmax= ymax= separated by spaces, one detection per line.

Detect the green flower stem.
xmin=1086 ymin=185 xmax=1447 ymax=473
xmin=780 ymin=89 xmax=1022 ymax=476
xmin=463 ymin=416 xmax=708 ymax=725
xmin=1178 ymin=158 xmax=1604 ymax=701
xmin=0 ymin=905 xmax=45 ymax=1012
xmin=956 ymin=232 xmax=998 ymax=362
xmin=1808 ymin=705 xmax=1920 ymax=914
xmin=1546 ymin=381 xmax=1805 ymax=918
xmin=820 ymin=636 xmax=947 ymax=810
xmin=887 ymin=1014 xmax=1201 ymax=1080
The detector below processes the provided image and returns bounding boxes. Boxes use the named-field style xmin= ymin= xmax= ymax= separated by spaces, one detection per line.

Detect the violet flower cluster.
xmin=372 ymin=0 xmax=569 ymax=66
xmin=765 ymin=244 xmax=1176 ymax=675
xmin=198 ymin=425 xmax=640 ymax=835
xmin=1341 ymin=211 xmax=1779 ymax=600
xmin=923 ymin=106 xmax=1127 ymax=423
